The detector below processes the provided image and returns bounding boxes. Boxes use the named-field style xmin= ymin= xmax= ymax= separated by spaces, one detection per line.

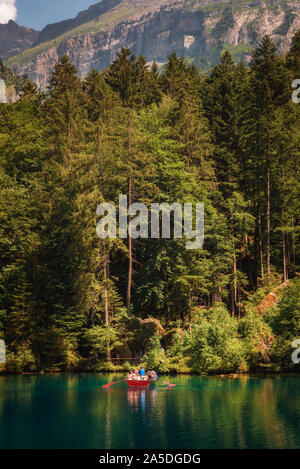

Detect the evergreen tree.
xmin=104 ymin=48 xmax=161 ymax=108
xmin=250 ymin=36 xmax=291 ymax=280
xmin=286 ymin=30 xmax=300 ymax=76
xmin=47 ymin=54 xmax=86 ymax=164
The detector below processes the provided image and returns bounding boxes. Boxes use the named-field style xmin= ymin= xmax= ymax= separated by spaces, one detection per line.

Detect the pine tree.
xmin=104 ymin=48 xmax=161 ymax=108
xmin=250 ymin=36 xmax=291 ymax=280
xmin=47 ymin=54 xmax=86 ymax=165
xmin=286 ymin=30 xmax=300 ymax=76
xmin=203 ymin=52 xmax=255 ymax=306
xmin=160 ymin=52 xmax=200 ymax=99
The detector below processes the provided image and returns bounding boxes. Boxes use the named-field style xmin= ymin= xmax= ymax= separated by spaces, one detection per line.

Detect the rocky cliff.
xmin=5 ymin=0 xmax=300 ymax=89
xmin=0 ymin=20 xmax=39 ymax=59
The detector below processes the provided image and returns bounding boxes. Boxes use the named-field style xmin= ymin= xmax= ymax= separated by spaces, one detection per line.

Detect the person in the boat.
xmin=128 ymin=369 xmax=138 ymax=380
xmin=148 ymin=370 xmax=158 ymax=380
xmin=139 ymin=367 xmax=146 ymax=380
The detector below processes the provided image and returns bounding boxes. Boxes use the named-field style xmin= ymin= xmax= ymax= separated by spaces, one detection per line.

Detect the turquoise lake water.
xmin=0 ymin=373 xmax=299 ymax=449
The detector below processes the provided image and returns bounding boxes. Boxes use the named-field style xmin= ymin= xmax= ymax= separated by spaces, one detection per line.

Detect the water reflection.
xmin=0 ymin=374 xmax=299 ymax=449
xmin=127 ymin=388 xmax=157 ymax=412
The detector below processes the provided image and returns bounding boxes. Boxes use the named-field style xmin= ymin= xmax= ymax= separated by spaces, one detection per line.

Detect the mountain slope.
xmin=36 ymin=0 xmax=122 ymax=45
xmin=5 ymin=0 xmax=300 ymax=88
xmin=0 ymin=20 xmax=39 ymax=59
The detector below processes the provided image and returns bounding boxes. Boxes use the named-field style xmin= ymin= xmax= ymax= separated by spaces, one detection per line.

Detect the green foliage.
xmin=266 ymin=278 xmax=300 ymax=370
xmin=83 ymin=326 xmax=123 ymax=356
xmin=33 ymin=327 xmax=69 ymax=371
xmin=286 ymin=30 xmax=300 ymax=75
xmin=187 ymin=306 xmax=246 ymax=374
xmin=104 ymin=48 xmax=161 ymax=108
xmin=142 ymin=335 xmax=170 ymax=373
xmin=5 ymin=343 xmax=36 ymax=373
xmin=271 ymin=278 xmax=300 ymax=338
xmin=0 ymin=35 xmax=299 ymax=375
xmin=238 ymin=308 xmax=273 ymax=369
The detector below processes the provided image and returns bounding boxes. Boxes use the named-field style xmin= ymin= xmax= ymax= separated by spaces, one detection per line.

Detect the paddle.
xmin=103 ymin=379 xmax=127 ymax=388
xmin=163 ymin=382 xmax=176 ymax=387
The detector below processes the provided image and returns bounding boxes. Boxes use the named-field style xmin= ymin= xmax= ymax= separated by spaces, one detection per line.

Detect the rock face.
xmin=5 ymin=0 xmax=300 ymax=89
xmin=0 ymin=20 xmax=39 ymax=59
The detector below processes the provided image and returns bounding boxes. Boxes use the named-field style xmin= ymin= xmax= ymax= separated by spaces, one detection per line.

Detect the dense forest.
xmin=0 ymin=33 xmax=299 ymax=375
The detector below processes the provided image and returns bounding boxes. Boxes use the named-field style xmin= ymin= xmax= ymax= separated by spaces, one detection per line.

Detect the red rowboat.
xmin=126 ymin=379 xmax=155 ymax=388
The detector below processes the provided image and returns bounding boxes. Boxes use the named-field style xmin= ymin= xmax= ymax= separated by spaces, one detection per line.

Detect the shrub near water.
xmin=141 ymin=285 xmax=300 ymax=375
xmin=238 ymin=309 xmax=273 ymax=370
xmin=142 ymin=306 xmax=247 ymax=375
xmin=143 ymin=335 xmax=170 ymax=373
xmin=5 ymin=343 xmax=36 ymax=373
xmin=187 ymin=305 xmax=246 ymax=374
xmin=266 ymin=278 xmax=300 ymax=370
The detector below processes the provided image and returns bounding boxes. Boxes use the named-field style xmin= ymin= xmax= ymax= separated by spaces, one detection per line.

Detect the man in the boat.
xmin=139 ymin=366 xmax=146 ymax=380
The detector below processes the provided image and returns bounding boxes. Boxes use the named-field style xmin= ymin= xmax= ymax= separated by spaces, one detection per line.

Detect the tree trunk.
xmin=292 ymin=216 xmax=295 ymax=276
xmin=232 ymin=250 xmax=237 ymax=317
xmin=127 ymin=175 xmax=132 ymax=313
xmin=231 ymin=288 xmax=235 ymax=317
xmin=127 ymin=114 xmax=133 ymax=313
xmin=104 ymin=256 xmax=109 ymax=328
xmin=258 ymin=209 xmax=264 ymax=281
xmin=266 ymin=166 xmax=271 ymax=279
xmin=96 ymin=125 xmax=110 ymax=359
xmin=287 ymin=235 xmax=290 ymax=281
xmin=282 ymin=231 xmax=287 ymax=283
xmin=103 ymin=245 xmax=111 ymax=361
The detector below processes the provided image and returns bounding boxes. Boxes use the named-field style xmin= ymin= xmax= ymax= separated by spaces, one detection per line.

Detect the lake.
xmin=0 ymin=373 xmax=299 ymax=449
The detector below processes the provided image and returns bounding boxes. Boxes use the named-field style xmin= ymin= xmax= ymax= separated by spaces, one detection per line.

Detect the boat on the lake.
xmin=126 ymin=369 xmax=158 ymax=387
xmin=126 ymin=378 xmax=156 ymax=388
xmin=103 ymin=370 xmax=159 ymax=388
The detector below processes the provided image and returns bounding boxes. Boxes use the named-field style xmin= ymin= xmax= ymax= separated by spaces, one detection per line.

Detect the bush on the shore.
xmin=5 ymin=343 xmax=36 ymax=373
xmin=143 ymin=334 xmax=170 ymax=372
xmin=267 ymin=278 xmax=300 ymax=370
xmin=187 ymin=306 xmax=246 ymax=374
xmin=238 ymin=308 xmax=273 ymax=370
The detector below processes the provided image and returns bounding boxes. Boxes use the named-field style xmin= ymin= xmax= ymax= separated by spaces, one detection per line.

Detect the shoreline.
xmin=1 ymin=370 xmax=299 ymax=377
